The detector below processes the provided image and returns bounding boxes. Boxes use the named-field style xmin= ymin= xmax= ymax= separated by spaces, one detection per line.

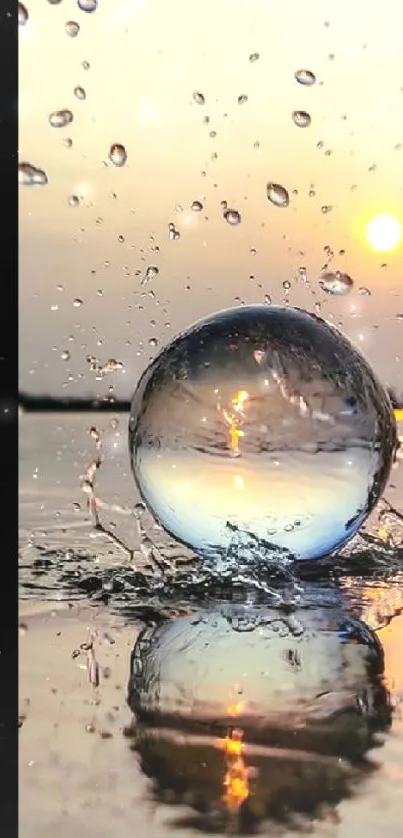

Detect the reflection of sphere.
xmin=127 ymin=604 xmax=390 ymax=830
xmin=129 ymin=306 xmax=395 ymax=561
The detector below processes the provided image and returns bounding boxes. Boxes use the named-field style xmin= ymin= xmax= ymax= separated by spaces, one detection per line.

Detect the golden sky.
xmin=19 ymin=0 xmax=403 ymax=397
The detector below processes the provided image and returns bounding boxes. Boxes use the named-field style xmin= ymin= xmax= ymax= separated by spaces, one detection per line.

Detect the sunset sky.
xmin=19 ymin=0 xmax=403 ymax=398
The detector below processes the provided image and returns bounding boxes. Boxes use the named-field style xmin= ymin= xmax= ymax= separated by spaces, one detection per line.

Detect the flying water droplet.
xmin=66 ymin=20 xmax=80 ymax=37
xmin=292 ymin=110 xmax=311 ymax=128
xmin=74 ymin=86 xmax=86 ymax=100
xmin=267 ymin=182 xmax=289 ymax=208
xmin=19 ymin=162 xmax=48 ymax=186
xmin=109 ymin=143 xmax=127 ymax=167
xmin=168 ymin=222 xmax=180 ymax=240
xmin=191 ymin=200 xmax=203 ymax=212
xmin=295 ymin=69 xmax=316 ymax=86
xmin=49 ymin=109 xmax=73 ymax=128
xmin=223 ymin=208 xmax=241 ymax=226
xmin=77 ymin=0 xmax=97 ymax=12
xmin=319 ymin=271 xmax=353 ymax=296
xmin=129 ymin=305 xmax=396 ymax=563
xmin=193 ymin=91 xmax=205 ymax=105
xmin=142 ymin=266 xmax=159 ymax=285
xmin=18 ymin=3 xmax=28 ymax=25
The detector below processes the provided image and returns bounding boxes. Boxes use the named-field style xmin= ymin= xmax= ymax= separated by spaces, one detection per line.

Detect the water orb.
xmin=129 ymin=305 xmax=396 ymax=562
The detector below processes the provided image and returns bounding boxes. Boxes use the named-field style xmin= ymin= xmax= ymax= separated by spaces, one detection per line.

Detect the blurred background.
xmin=19 ymin=0 xmax=403 ymax=402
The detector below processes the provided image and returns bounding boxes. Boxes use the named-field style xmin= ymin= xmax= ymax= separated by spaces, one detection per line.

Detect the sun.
xmin=365 ymin=214 xmax=402 ymax=253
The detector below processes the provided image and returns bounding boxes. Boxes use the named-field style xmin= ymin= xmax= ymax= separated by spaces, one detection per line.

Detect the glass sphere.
xmin=129 ymin=305 xmax=396 ymax=561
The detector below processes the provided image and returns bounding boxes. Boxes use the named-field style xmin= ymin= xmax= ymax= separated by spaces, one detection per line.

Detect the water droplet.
xmin=61 ymin=350 xmax=71 ymax=361
xmin=77 ymin=0 xmax=97 ymax=11
xmin=82 ymin=60 xmax=90 ymax=70
xmin=267 ymin=182 xmax=289 ymax=208
xmin=292 ymin=110 xmax=311 ymax=128
xmin=193 ymin=91 xmax=205 ymax=105
xmin=319 ymin=271 xmax=353 ymax=296
xmin=129 ymin=305 xmax=395 ymax=562
xmin=49 ymin=109 xmax=74 ymax=128
xmin=73 ymin=297 xmax=83 ymax=307
xmin=396 ymin=313 xmax=403 ymax=322
xmin=149 ymin=337 xmax=158 ymax=348
xmin=66 ymin=20 xmax=80 ymax=37
xmin=191 ymin=200 xmax=203 ymax=212
xmin=19 ymin=162 xmax=48 ymax=186
xmin=74 ymin=86 xmax=86 ymax=100
xmin=295 ymin=69 xmax=316 ymax=86
xmin=249 ymin=52 xmax=259 ymax=63
xmin=63 ymin=137 xmax=73 ymax=148
xmin=68 ymin=195 xmax=80 ymax=207
xmin=264 ymin=294 xmax=271 ymax=305
xmin=283 ymin=280 xmax=291 ymax=291
xmin=142 ymin=265 xmax=159 ymax=285
xmin=18 ymin=3 xmax=28 ymax=25
xmin=238 ymin=94 xmax=248 ymax=105
xmin=321 ymin=205 xmax=333 ymax=214
xmin=168 ymin=222 xmax=180 ymax=240
xmin=223 ymin=208 xmax=241 ymax=226
xmin=109 ymin=143 xmax=127 ymax=167
xmin=358 ymin=287 xmax=371 ymax=297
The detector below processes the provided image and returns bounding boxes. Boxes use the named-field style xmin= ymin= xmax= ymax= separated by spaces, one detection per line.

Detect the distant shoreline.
xmin=19 ymin=394 xmax=131 ymax=412
xmin=18 ymin=387 xmax=403 ymax=414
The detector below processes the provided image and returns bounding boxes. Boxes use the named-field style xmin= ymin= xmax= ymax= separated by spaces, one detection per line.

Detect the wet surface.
xmin=19 ymin=413 xmax=403 ymax=836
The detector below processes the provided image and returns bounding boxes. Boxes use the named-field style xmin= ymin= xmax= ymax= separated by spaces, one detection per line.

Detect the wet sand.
xmin=19 ymin=601 xmax=403 ymax=838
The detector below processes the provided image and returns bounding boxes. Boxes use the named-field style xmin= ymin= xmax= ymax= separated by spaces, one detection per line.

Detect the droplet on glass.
xmin=223 ymin=208 xmax=241 ymax=226
xmin=68 ymin=195 xmax=80 ymax=207
xmin=193 ymin=91 xmax=205 ymax=105
xmin=49 ymin=109 xmax=74 ymax=128
xmin=283 ymin=280 xmax=291 ymax=291
xmin=82 ymin=60 xmax=90 ymax=70
xmin=267 ymin=182 xmax=289 ymax=208
xmin=191 ymin=200 xmax=203 ymax=212
xmin=149 ymin=337 xmax=158 ymax=348
xmin=358 ymin=287 xmax=371 ymax=297
xmin=238 ymin=94 xmax=248 ymax=105
xmin=321 ymin=205 xmax=333 ymax=214
xmin=77 ymin=0 xmax=97 ymax=12
xmin=249 ymin=52 xmax=259 ymax=63
xmin=63 ymin=138 xmax=73 ymax=148
xmin=395 ymin=313 xmax=403 ymax=322
xmin=73 ymin=297 xmax=83 ymax=307
xmin=295 ymin=69 xmax=316 ymax=86
xmin=292 ymin=110 xmax=311 ymax=128
xmin=66 ymin=20 xmax=80 ymax=37
xmin=128 ymin=305 xmax=396 ymax=562
xmin=18 ymin=2 xmax=28 ymax=25
xmin=109 ymin=143 xmax=127 ymax=167
xmin=19 ymin=162 xmax=48 ymax=186
xmin=61 ymin=350 xmax=71 ymax=361
xmin=74 ymin=86 xmax=86 ymax=100
xmin=319 ymin=271 xmax=353 ymax=296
